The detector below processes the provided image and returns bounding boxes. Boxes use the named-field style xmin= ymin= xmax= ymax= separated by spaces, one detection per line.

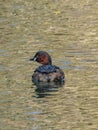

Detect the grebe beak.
xmin=30 ymin=56 xmax=37 ymax=61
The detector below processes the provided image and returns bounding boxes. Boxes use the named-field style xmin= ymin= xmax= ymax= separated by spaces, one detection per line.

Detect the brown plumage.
xmin=30 ymin=51 xmax=65 ymax=83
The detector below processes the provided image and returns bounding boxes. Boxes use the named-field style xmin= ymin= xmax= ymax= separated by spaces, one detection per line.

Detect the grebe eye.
xmin=39 ymin=57 xmax=42 ymax=61
xmin=38 ymin=56 xmax=44 ymax=61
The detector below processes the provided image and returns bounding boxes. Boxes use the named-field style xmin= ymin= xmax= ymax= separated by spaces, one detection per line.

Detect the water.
xmin=0 ymin=0 xmax=98 ymax=130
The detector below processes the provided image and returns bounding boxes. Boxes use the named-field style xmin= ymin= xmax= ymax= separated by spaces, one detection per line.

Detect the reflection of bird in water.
xmin=34 ymin=82 xmax=64 ymax=98
xmin=30 ymin=51 xmax=65 ymax=83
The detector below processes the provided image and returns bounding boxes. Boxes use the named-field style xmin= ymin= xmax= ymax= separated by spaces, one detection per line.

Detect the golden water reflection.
xmin=0 ymin=0 xmax=98 ymax=130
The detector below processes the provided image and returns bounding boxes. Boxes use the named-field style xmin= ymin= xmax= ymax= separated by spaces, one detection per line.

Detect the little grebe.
xmin=30 ymin=51 xmax=65 ymax=83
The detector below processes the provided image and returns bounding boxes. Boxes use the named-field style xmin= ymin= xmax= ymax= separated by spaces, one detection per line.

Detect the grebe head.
xmin=30 ymin=51 xmax=52 ymax=65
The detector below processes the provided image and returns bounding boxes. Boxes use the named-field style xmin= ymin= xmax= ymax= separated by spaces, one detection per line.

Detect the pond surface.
xmin=0 ymin=0 xmax=98 ymax=130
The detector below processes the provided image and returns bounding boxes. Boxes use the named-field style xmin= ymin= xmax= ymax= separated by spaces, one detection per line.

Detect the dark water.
xmin=0 ymin=0 xmax=98 ymax=130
